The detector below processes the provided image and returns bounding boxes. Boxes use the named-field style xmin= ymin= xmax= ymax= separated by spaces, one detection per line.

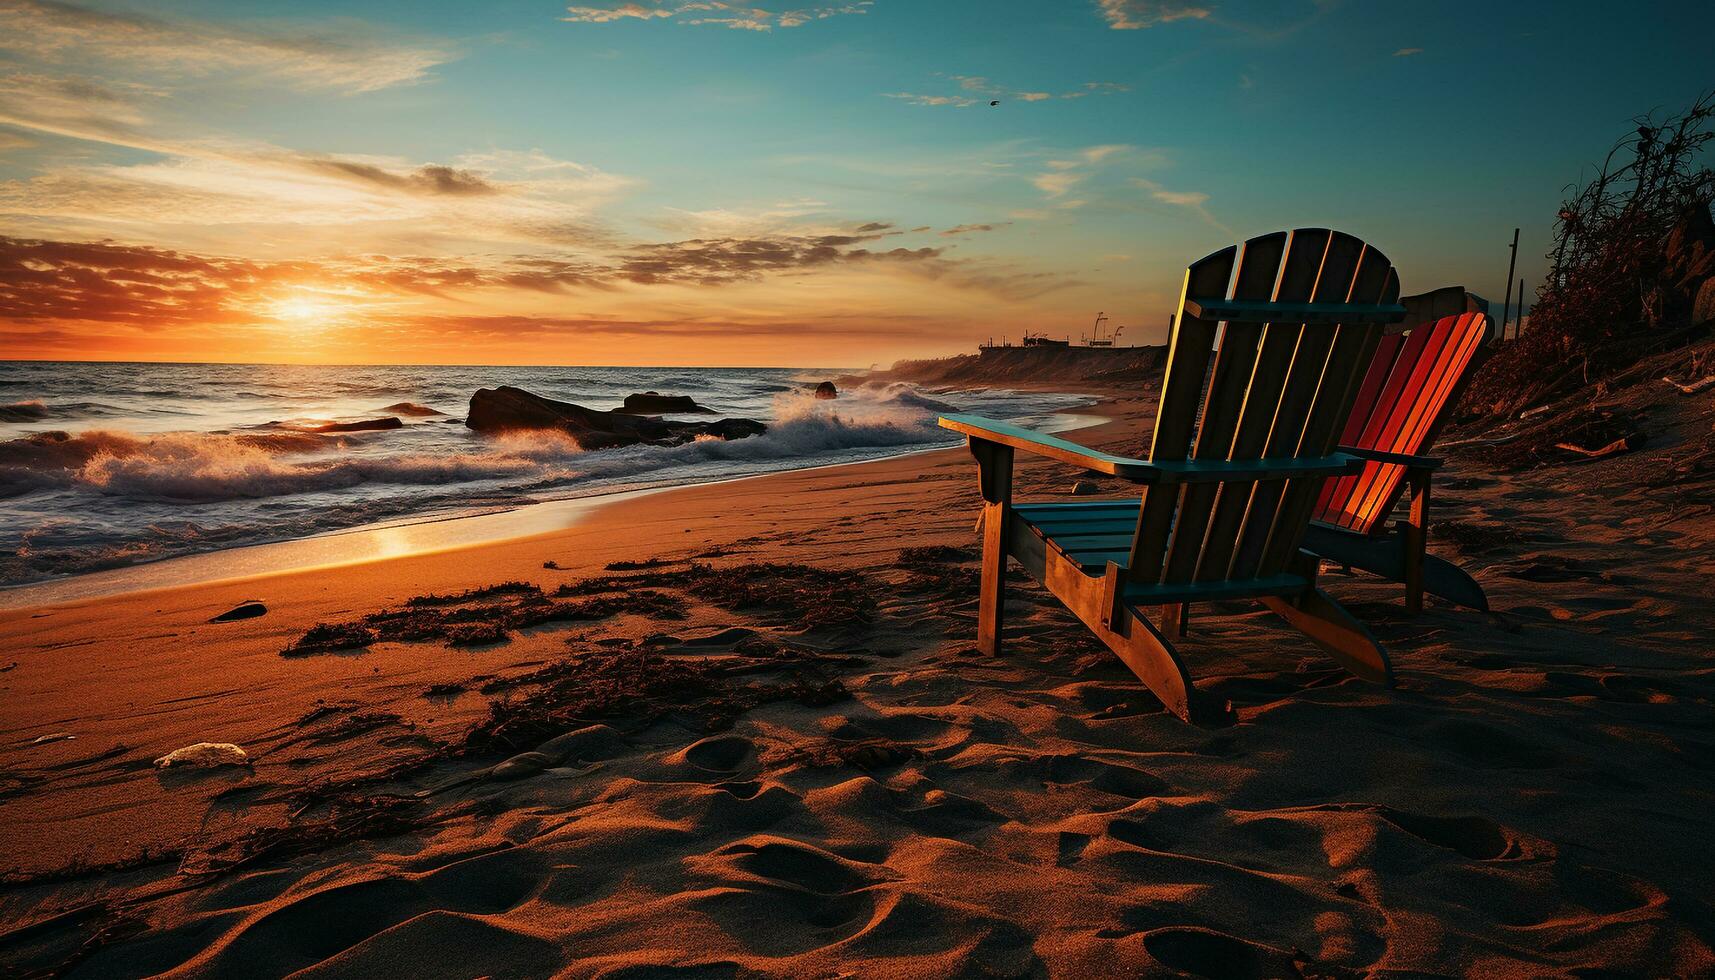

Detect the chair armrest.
xmin=940 ymin=415 xmax=1364 ymax=483
xmin=939 ymin=414 xmax=1154 ymax=478
xmin=1337 ymin=446 xmax=1443 ymax=469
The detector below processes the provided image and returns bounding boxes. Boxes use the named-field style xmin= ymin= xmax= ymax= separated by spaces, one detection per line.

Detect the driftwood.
xmin=1662 ymin=374 xmax=1715 ymax=395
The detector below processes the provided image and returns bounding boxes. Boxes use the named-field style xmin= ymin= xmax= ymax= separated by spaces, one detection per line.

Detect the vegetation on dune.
xmin=1469 ymin=91 xmax=1715 ymax=416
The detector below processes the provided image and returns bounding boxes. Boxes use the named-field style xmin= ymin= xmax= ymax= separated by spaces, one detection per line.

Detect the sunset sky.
xmin=1 ymin=0 xmax=1710 ymax=366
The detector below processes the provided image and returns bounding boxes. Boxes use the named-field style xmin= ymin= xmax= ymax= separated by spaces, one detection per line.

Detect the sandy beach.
xmin=3 ymin=360 xmax=1713 ymax=977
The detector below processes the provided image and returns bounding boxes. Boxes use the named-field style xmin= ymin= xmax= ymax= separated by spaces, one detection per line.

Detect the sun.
xmin=270 ymin=293 xmax=341 ymax=324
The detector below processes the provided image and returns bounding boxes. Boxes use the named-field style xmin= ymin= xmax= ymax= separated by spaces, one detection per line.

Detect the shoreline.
xmin=0 ymin=397 xmax=1110 ymax=611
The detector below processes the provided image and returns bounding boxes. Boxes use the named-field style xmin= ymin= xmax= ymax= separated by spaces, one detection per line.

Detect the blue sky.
xmin=1 ymin=0 xmax=1710 ymax=364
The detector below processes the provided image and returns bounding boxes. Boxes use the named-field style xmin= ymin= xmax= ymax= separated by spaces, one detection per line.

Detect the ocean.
xmin=0 ymin=361 xmax=1095 ymax=590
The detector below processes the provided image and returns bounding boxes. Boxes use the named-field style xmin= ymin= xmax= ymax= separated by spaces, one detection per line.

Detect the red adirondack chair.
xmin=1300 ymin=311 xmax=1494 ymax=612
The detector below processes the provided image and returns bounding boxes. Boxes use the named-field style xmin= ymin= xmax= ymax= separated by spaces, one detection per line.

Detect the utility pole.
xmin=1516 ymin=278 xmax=1526 ymax=338
xmin=1501 ymin=228 xmax=1519 ymax=341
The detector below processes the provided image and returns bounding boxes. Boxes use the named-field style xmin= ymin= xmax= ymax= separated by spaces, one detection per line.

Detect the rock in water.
xmin=466 ymin=386 xmax=765 ymax=449
xmin=307 ymin=417 xmax=402 ymax=433
xmin=700 ymin=418 xmax=768 ymax=440
xmin=155 ymin=742 xmax=250 ymax=769
xmin=617 ymin=392 xmax=713 ymax=414
xmin=815 ymin=381 xmax=838 ymax=400
xmin=380 ymin=402 xmax=444 ymax=417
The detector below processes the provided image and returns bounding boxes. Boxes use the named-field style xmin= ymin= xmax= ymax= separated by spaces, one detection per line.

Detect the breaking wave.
xmin=0 ymin=366 xmax=1090 ymax=586
xmin=0 ymin=428 xmax=587 ymax=502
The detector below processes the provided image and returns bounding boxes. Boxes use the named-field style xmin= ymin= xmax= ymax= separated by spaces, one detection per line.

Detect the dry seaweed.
xmin=466 ymin=643 xmax=850 ymax=754
xmin=282 ymin=582 xmax=688 ymax=656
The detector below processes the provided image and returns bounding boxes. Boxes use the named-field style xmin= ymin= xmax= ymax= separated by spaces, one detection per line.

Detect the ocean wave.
xmin=0 ymin=400 xmax=49 ymax=422
xmin=0 ymin=427 xmax=587 ymax=502
xmin=0 ymin=383 xmax=962 ymax=505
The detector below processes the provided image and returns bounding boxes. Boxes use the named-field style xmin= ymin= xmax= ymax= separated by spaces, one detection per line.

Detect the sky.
xmin=0 ymin=0 xmax=1710 ymax=367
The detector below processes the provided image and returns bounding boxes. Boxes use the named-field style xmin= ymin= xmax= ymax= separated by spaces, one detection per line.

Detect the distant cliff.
xmin=867 ymin=345 xmax=1167 ymax=387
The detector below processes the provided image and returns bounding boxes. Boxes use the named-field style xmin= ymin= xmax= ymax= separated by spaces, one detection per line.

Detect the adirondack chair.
xmin=1301 ymin=311 xmax=1495 ymax=613
xmin=939 ymin=229 xmax=1406 ymax=722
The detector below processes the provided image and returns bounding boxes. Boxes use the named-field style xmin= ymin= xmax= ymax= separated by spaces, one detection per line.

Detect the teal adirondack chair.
xmin=940 ymin=229 xmax=1406 ymax=722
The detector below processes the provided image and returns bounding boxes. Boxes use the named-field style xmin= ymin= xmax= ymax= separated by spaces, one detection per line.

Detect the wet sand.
xmin=3 ymin=373 xmax=1714 ymax=977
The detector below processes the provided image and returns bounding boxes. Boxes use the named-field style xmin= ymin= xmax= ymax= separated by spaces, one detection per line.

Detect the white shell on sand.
xmin=154 ymin=742 xmax=250 ymax=769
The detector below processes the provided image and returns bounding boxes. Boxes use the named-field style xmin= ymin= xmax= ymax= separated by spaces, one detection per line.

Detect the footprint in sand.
xmin=687 ymin=838 xmax=886 ymax=950
xmin=678 ymin=734 xmax=756 ymax=774
xmin=1044 ymin=754 xmax=1168 ymax=798
xmin=1140 ymin=926 xmax=1304 ymax=980
xmin=1373 ymin=807 xmax=1526 ymax=861
xmin=1424 ymin=718 xmax=1564 ymax=770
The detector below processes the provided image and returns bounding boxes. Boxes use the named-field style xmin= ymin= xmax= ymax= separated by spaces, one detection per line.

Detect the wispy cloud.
xmin=563 ymin=1 xmax=873 ymax=32
xmin=1130 ymin=177 xmax=1228 ymax=233
xmin=1031 ymin=144 xmax=1140 ymax=204
xmin=940 ymin=223 xmax=1009 ymax=237
xmin=885 ymin=75 xmax=1128 ymax=108
xmin=1393 ymin=47 xmax=1423 ymax=56
xmin=1032 ymin=172 xmax=1083 ymax=198
xmin=1094 ymin=0 xmax=1212 ymax=30
xmin=0 ymin=0 xmax=453 ymax=94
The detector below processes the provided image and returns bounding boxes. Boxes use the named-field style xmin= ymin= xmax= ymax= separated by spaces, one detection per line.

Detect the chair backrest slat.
xmin=1158 ymin=231 xmax=1288 ymax=583
xmin=1312 ymin=312 xmax=1492 ymax=534
xmin=1122 ymin=246 xmax=1237 ymax=582
xmin=1188 ymin=229 xmax=1331 ymax=583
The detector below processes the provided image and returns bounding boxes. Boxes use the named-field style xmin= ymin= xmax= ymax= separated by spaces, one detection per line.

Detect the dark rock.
xmin=616 ymin=392 xmax=713 ymax=415
xmin=814 ymin=381 xmax=838 ymax=400
xmin=1695 ymin=277 xmax=1715 ymax=327
xmin=307 ymin=417 xmax=402 ymax=433
xmin=210 ymin=601 xmax=267 ymax=623
xmin=466 ymin=386 xmax=765 ymax=450
xmin=1070 ymin=480 xmax=1100 ymax=496
xmin=380 ymin=402 xmax=443 ymax=417
xmin=700 ymin=418 xmax=768 ymax=440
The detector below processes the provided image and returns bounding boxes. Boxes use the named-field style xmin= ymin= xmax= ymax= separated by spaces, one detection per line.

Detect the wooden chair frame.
xmin=941 ymin=229 xmax=1407 ymax=722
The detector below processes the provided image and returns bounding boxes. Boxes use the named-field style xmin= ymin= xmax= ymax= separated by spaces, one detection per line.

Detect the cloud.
xmin=617 ymin=228 xmax=929 ymax=285
xmin=886 ymin=75 xmax=1128 ymax=108
xmin=1393 ymin=47 xmax=1423 ymax=56
xmin=1030 ymin=143 xmax=1140 ymax=201
xmin=1032 ymin=172 xmax=1083 ymax=198
xmin=940 ymin=223 xmax=1009 ymax=236
xmin=1130 ymin=177 xmax=1228 ymax=232
xmin=0 ymin=0 xmax=452 ymax=94
xmin=1095 ymin=0 xmax=1211 ymax=30
xmin=1079 ymin=144 xmax=1129 ymax=164
xmin=0 ymin=130 xmax=634 ymax=252
xmin=883 ymin=92 xmax=978 ymax=108
xmin=563 ymin=1 xmax=873 ymax=31
xmin=562 ymin=3 xmax=676 ymax=22
xmin=300 ymin=160 xmax=499 ymax=197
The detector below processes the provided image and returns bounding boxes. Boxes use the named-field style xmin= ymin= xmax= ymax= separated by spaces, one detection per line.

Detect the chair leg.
xmin=1159 ymin=602 xmax=1189 ymax=639
xmin=1261 ymin=589 xmax=1393 ymax=686
xmin=977 ymin=500 xmax=1007 ymax=655
xmin=1045 ymin=562 xmax=1210 ymax=721
xmin=1421 ymin=553 xmax=1490 ymax=612
xmin=1403 ymin=469 xmax=1430 ymax=614
xmin=1102 ymin=606 xmax=1202 ymax=721
xmin=970 ymin=438 xmax=1013 ymax=656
